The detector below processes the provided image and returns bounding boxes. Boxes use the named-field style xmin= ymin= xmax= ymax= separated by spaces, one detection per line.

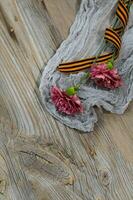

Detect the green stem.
xmin=74 ymin=72 xmax=90 ymax=89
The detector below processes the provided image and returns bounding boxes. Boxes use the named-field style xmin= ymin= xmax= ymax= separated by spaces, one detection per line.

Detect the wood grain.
xmin=0 ymin=0 xmax=133 ymax=199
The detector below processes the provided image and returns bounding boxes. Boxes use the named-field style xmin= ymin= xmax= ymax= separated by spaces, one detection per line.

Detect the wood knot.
xmin=9 ymin=27 xmax=15 ymax=37
xmin=64 ymin=175 xmax=74 ymax=185
xmin=98 ymin=169 xmax=111 ymax=187
xmin=90 ymin=149 xmax=97 ymax=158
xmin=40 ymin=0 xmax=47 ymax=10
xmin=7 ymin=26 xmax=18 ymax=42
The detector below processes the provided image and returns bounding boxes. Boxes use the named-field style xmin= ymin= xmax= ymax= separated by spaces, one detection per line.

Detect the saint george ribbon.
xmin=57 ymin=0 xmax=132 ymax=73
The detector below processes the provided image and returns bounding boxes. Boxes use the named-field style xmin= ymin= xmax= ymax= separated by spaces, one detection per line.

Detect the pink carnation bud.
xmin=50 ymin=86 xmax=83 ymax=115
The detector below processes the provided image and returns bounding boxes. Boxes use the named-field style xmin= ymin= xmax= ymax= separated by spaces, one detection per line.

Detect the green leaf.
xmin=107 ymin=61 xmax=114 ymax=70
xmin=66 ymin=87 xmax=77 ymax=96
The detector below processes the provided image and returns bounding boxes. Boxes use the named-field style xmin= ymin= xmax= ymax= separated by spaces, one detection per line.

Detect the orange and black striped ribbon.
xmin=57 ymin=0 xmax=132 ymax=73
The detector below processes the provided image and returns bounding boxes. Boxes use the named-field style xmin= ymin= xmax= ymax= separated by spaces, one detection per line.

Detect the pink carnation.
xmin=90 ymin=64 xmax=123 ymax=89
xmin=50 ymin=86 xmax=83 ymax=115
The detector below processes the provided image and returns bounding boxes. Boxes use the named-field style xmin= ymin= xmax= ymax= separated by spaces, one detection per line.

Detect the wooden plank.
xmin=0 ymin=0 xmax=133 ymax=199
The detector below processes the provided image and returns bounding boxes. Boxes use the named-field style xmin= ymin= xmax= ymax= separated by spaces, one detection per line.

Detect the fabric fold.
xmin=39 ymin=0 xmax=133 ymax=132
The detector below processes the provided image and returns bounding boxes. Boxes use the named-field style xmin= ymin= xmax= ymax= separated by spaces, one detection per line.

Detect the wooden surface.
xmin=0 ymin=0 xmax=133 ymax=199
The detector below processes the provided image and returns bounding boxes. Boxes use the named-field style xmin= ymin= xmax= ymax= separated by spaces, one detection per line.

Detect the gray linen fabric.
xmin=39 ymin=0 xmax=133 ymax=132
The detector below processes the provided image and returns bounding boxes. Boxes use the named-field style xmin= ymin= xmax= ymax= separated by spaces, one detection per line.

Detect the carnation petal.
xmin=50 ymin=86 xmax=83 ymax=115
xmin=90 ymin=64 xmax=122 ymax=89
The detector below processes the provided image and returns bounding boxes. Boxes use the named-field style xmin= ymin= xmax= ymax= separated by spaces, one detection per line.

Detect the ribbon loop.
xmin=104 ymin=28 xmax=121 ymax=57
xmin=116 ymin=0 xmax=129 ymax=27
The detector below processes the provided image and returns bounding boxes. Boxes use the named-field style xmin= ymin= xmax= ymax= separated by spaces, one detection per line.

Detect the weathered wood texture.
xmin=0 ymin=0 xmax=133 ymax=199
